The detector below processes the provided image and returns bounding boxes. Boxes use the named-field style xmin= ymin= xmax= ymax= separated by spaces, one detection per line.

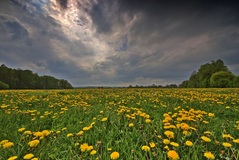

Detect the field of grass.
xmin=0 ymin=88 xmax=239 ymax=160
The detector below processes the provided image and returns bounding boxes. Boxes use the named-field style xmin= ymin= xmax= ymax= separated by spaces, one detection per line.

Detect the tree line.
xmin=0 ymin=64 xmax=73 ymax=89
xmin=179 ymin=59 xmax=239 ymax=88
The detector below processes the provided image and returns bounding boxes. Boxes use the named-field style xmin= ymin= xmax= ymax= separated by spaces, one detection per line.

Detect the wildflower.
xmin=0 ymin=140 xmax=9 ymax=145
xmin=108 ymin=148 xmax=112 ymax=151
xmin=167 ymin=150 xmax=179 ymax=160
xmin=164 ymin=130 xmax=174 ymax=139
xmin=145 ymin=119 xmax=151 ymax=123
xmin=222 ymin=142 xmax=232 ymax=147
xmin=23 ymin=131 xmax=32 ymax=135
xmin=164 ymin=145 xmax=169 ymax=150
xmin=110 ymin=151 xmax=120 ymax=159
xmin=87 ymin=145 xmax=93 ymax=151
xmin=208 ymin=113 xmax=214 ymax=117
xmin=23 ymin=153 xmax=34 ymax=159
xmin=141 ymin=145 xmax=150 ymax=151
xmin=42 ymin=130 xmax=50 ymax=137
xmin=204 ymin=151 xmax=215 ymax=159
xmin=233 ymin=139 xmax=239 ymax=143
xmin=185 ymin=140 xmax=193 ymax=146
xmin=222 ymin=134 xmax=234 ymax=139
xmin=80 ymin=143 xmax=89 ymax=152
xmin=129 ymin=123 xmax=134 ymax=127
xmin=204 ymin=131 xmax=212 ymax=135
xmin=67 ymin=133 xmax=73 ymax=137
xmin=149 ymin=142 xmax=156 ymax=148
xmin=201 ymin=136 xmax=211 ymax=142
xmin=170 ymin=142 xmax=179 ymax=147
xmin=18 ymin=128 xmax=26 ymax=132
xmin=90 ymin=150 xmax=97 ymax=155
xmin=76 ymin=131 xmax=84 ymax=136
xmin=28 ymin=140 xmax=40 ymax=147
xmin=34 ymin=132 xmax=43 ymax=138
xmin=163 ymin=139 xmax=170 ymax=145
xmin=7 ymin=156 xmax=18 ymax=160
xmin=102 ymin=117 xmax=108 ymax=121
xmin=2 ymin=142 xmax=14 ymax=148
xmin=32 ymin=158 xmax=38 ymax=160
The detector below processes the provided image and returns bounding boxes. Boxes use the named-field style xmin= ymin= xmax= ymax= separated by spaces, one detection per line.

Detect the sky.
xmin=0 ymin=0 xmax=239 ymax=87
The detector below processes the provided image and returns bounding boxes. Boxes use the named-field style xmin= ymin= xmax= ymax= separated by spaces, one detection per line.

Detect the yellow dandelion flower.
xmin=222 ymin=142 xmax=232 ymax=147
xmin=18 ymin=128 xmax=26 ymax=132
xmin=2 ymin=142 xmax=14 ymax=148
xmin=233 ymin=139 xmax=239 ymax=143
xmin=87 ymin=145 xmax=93 ymax=151
xmin=170 ymin=142 xmax=179 ymax=147
xmin=185 ymin=140 xmax=193 ymax=146
xmin=145 ymin=119 xmax=151 ymax=123
xmin=76 ymin=131 xmax=84 ymax=136
xmin=204 ymin=151 xmax=215 ymax=159
xmin=222 ymin=134 xmax=234 ymax=139
xmin=163 ymin=139 xmax=170 ymax=145
xmin=149 ymin=142 xmax=156 ymax=148
xmin=67 ymin=133 xmax=73 ymax=137
xmin=0 ymin=140 xmax=9 ymax=145
xmin=7 ymin=156 xmax=18 ymax=160
xmin=90 ymin=150 xmax=97 ymax=155
xmin=108 ymin=148 xmax=112 ymax=151
xmin=31 ymin=158 xmax=38 ymax=160
xmin=208 ymin=113 xmax=214 ymax=117
xmin=80 ymin=143 xmax=89 ymax=152
xmin=110 ymin=151 xmax=120 ymax=159
xmin=164 ymin=145 xmax=169 ymax=150
xmin=102 ymin=117 xmax=108 ymax=121
xmin=201 ymin=136 xmax=211 ymax=142
xmin=142 ymin=145 xmax=150 ymax=151
xmin=23 ymin=130 xmax=32 ymax=135
xmin=42 ymin=130 xmax=50 ymax=137
xmin=34 ymin=132 xmax=43 ymax=138
xmin=129 ymin=123 xmax=134 ymax=127
xmin=164 ymin=130 xmax=174 ymax=139
xmin=167 ymin=150 xmax=179 ymax=160
xmin=23 ymin=153 xmax=34 ymax=159
xmin=28 ymin=140 xmax=40 ymax=147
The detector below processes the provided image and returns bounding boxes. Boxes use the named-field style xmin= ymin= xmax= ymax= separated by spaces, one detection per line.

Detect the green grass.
xmin=0 ymin=88 xmax=239 ymax=160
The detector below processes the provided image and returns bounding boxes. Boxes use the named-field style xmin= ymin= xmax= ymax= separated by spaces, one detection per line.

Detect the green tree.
xmin=210 ymin=71 xmax=235 ymax=88
xmin=0 ymin=80 xmax=9 ymax=89
xmin=233 ymin=76 xmax=239 ymax=87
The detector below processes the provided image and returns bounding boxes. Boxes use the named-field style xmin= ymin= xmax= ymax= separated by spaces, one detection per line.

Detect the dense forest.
xmin=0 ymin=64 xmax=73 ymax=89
xmin=179 ymin=59 xmax=239 ymax=88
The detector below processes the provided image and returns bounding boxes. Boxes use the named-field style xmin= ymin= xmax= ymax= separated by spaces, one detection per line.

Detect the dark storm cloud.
xmin=0 ymin=0 xmax=239 ymax=86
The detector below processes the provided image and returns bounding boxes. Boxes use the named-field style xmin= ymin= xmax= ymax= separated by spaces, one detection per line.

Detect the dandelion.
xmin=2 ymin=142 xmax=14 ymax=148
xmin=28 ymin=139 xmax=40 ymax=147
xmin=204 ymin=151 xmax=215 ymax=159
xmin=170 ymin=142 xmax=179 ymax=147
xmin=149 ymin=142 xmax=156 ymax=148
xmin=42 ymin=130 xmax=50 ymax=137
xmin=23 ymin=130 xmax=32 ymax=135
xmin=90 ymin=150 xmax=97 ymax=155
xmin=67 ymin=133 xmax=73 ymax=137
xmin=129 ymin=123 xmax=134 ymax=127
xmin=185 ymin=140 xmax=193 ymax=146
xmin=233 ymin=139 xmax=239 ymax=143
xmin=164 ymin=130 xmax=174 ymax=139
xmin=18 ymin=128 xmax=26 ymax=132
xmin=222 ymin=134 xmax=234 ymax=139
xmin=102 ymin=117 xmax=108 ymax=121
xmin=80 ymin=143 xmax=89 ymax=152
xmin=0 ymin=140 xmax=9 ymax=145
xmin=167 ymin=150 xmax=179 ymax=160
xmin=76 ymin=131 xmax=84 ymax=136
xmin=208 ymin=113 xmax=214 ymax=117
xmin=110 ymin=151 xmax=120 ymax=159
xmin=23 ymin=153 xmax=34 ymax=159
xmin=32 ymin=158 xmax=38 ymax=160
xmin=87 ymin=145 xmax=93 ymax=151
xmin=201 ymin=136 xmax=211 ymax=142
xmin=145 ymin=119 xmax=151 ymax=123
xmin=222 ymin=142 xmax=232 ymax=147
xmin=7 ymin=156 xmax=18 ymax=160
xmin=142 ymin=145 xmax=150 ymax=151
xmin=163 ymin=139 xmax=170 ymax=145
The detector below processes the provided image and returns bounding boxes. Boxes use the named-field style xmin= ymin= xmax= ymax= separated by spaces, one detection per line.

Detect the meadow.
xmin=0 ymin=88 xmax=239 ymax=160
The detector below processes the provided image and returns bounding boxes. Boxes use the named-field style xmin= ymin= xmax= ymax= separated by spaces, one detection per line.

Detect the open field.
xmin=0 ymin=88 xmax=239 ymax=160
